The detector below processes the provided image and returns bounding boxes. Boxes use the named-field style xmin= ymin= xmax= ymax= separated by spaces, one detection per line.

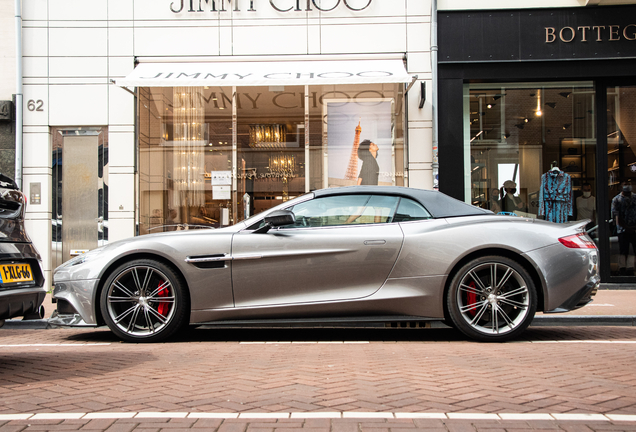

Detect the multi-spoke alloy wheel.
xmin=100 ymin=259 xmax=188 ymax=342
xmin=447 ymin=256 xmax=537 ymax=342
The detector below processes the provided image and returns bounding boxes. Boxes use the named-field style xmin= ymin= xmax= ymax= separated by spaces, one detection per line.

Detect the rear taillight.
xmin=559 ymin=233 xmax=597 ymax=249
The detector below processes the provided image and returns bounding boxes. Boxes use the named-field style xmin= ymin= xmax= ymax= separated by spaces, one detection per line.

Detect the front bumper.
xmin=48 ymin=310 xmax=96 ymax=327
xmin=52 ymin=278 xmax=100 ymax=325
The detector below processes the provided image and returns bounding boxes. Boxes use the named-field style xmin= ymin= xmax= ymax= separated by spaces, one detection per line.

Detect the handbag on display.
xmin=564 ymin=161 xmax=580 ymax=172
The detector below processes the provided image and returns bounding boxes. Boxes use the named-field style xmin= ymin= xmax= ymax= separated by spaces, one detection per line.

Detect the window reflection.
xmin=607 ymin=86 xmax=636 ymax=276
xmin=138 ymin=83 xmax=405 ymax=235
xmin=467 ymin=83 xmax=596 ymax=224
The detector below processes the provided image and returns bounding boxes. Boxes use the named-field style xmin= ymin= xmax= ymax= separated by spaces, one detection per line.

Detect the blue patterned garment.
xmin=539 ymin=170 xmax=573 ymax=223
xmin=611 ymin=193 xmax=636 ymax=234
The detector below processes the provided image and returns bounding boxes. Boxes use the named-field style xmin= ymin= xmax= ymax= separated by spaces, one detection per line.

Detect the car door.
xmin=231 ymin=194 xmax=404 ymax=307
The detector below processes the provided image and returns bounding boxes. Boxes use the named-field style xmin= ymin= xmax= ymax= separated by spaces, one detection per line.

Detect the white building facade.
xmin=19 ymin=0 xmax=434 ymax=288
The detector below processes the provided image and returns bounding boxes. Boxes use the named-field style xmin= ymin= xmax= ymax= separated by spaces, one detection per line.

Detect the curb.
xmin=1 ymin=319 xmax=51 ymax=330
xmin=531 ymin=315 xmax=636 ymax=327
xmin=2 ymin=316 xmax=636 ymax=330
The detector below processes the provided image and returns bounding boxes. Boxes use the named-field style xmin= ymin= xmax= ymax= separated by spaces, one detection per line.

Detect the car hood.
xmin=54 ymin=225 xmax=237 ymax=279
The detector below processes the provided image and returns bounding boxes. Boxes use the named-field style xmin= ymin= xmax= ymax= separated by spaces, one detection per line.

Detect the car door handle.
xmin=364 ymin=240 xmax=386 ymax=245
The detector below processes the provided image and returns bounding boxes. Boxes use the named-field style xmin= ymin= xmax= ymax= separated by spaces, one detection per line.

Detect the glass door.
xmin=51 ymin=127 xmax=108 ymax=268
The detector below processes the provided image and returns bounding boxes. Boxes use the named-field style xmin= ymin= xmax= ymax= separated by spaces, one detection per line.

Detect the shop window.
xmin=309 ymin=84 xmax=405 ymax=190
xmin=236 ymin=85 xmax=306 ymax=221
xmin=138 ymin=87 xmax=233 ymax=235
xmin=466 ymin=82 xmax=597 ymax=224
xmin=137 ymin=83 xmax=405 ymax=234
xmin=607 ymin=85 xmax=636 ymax=276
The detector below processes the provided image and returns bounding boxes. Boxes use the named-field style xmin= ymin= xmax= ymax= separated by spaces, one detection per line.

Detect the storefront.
xmin=123 ymin=60 xmax=409 ymax=235
xmin=437 ymin=4 xmax=636 ymax=283
xmin=19 ymin=0 xmax=431 ymax=286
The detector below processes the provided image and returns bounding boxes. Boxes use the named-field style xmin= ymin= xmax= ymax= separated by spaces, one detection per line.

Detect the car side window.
xmin=282 ymin=194 xmax=399 ymax=228
xmin=393 ymin=198 xmax=432 ymax=222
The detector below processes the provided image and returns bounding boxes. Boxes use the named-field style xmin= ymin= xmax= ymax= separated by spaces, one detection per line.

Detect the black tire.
xmin=447 ymin=255 xmax=537 ymax=342
xmin=100 ymin=259 xmax=189 ymax=343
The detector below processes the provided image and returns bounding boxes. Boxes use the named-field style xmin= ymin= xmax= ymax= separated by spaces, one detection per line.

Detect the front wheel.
xmin=447 ymin=256 xmax=537 ymax=342
xmin=100 ymin=259 xmax=189 ymax=343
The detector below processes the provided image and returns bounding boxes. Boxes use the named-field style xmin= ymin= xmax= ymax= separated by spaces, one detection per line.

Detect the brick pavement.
xmin=1 ymin=326 xmax=636 ymax=418
xmin=2 ymin=416 xmax=636 ymax=432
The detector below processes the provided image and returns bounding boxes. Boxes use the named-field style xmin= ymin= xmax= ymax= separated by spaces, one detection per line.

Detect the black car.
xmin=0 ymin=174 xmax=46 ymax=327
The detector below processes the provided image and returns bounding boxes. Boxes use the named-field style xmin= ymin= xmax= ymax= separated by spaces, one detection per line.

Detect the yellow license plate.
xmin=0 ymin=263 xmax=33 ymax=284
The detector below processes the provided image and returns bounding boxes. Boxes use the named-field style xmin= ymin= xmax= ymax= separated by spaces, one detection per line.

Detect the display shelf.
xmin=560 ymin=139 xmax=585 ymax=177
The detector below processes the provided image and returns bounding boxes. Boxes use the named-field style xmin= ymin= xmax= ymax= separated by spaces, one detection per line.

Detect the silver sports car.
xmin=51 ymin=186 xmax=600 ymax=342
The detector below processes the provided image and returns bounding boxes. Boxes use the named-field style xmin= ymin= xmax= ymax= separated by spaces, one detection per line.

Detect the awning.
xmin=116 ymin=59 xmax=413 ymax=88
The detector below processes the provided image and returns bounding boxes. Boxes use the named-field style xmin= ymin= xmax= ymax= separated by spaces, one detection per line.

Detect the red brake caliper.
xmin=467 ymin=281 xmax=477 ymax=316
xmin=157 ymin=283 xmax=169 ymax=316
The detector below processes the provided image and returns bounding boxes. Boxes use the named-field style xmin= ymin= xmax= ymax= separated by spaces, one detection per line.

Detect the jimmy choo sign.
xmin=170 ymin=0 xmax=373 ymax=13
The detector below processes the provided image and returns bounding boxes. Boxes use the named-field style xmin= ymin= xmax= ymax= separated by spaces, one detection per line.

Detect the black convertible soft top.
xmin=313 ymin=186 xmax=492 ymax=219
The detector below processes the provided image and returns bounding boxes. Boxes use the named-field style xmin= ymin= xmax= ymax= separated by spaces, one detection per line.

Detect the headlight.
xmin=57 ymin=247 xmax=105 ymax=269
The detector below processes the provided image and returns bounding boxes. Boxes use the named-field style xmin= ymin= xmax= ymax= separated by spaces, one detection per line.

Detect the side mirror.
xmin=265 ymin=209 xmax=295 ymax=227
xmin=254 ymin=210 xmax=295 ymax=233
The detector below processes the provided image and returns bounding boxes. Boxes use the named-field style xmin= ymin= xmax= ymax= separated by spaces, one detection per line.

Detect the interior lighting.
xmin=249 ymin=124 xmax=287 ymax=148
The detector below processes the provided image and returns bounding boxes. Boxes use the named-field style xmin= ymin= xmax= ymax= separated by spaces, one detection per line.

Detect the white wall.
xmin=21 ymin=0 xmax=434 ymax=286
xmin=0 ymin=0 xmax=15 ymax=101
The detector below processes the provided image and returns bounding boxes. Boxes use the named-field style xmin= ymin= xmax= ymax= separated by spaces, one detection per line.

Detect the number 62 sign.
xmin=27 ymin=99 xmax=44 ymax=112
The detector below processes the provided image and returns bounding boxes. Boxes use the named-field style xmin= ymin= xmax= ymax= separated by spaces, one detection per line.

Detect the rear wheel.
xmin=100 ymin=259 xmax=189 ymax=343
xmin=447 ymin=255 xmax=537 ymax=342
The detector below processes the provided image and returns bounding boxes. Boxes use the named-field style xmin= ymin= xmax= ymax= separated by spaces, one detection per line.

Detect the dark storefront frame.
xmin=438 ymin=5 xmax=636 ymax=284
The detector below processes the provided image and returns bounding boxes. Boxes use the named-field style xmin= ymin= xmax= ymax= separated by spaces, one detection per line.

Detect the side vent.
xmin=192 ymin=261 xmax=226 ymax=269
xmin=185 ymin=254 xmax=228 ymax=269
xmin=385 ymin=321 xmax=430 ymax=329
